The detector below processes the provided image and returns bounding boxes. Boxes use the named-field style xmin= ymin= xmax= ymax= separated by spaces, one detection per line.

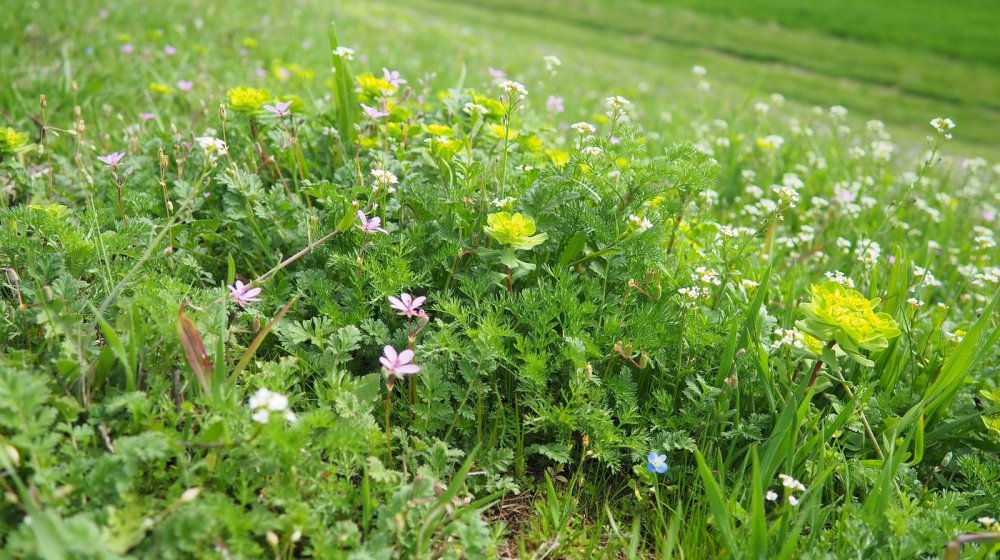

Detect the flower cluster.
xmin=796 ymin=281 xmax=901 ymax=366
xmin=248 ymin=388 xmax=297 ymax=424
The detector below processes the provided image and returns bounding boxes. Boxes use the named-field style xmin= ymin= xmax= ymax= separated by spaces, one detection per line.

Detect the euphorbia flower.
xmin=388 ymin=293 xmax=426 ymax=318
xmin=795 ymin=281 xmax=900 ymax=366
xmin=379 ymin=345 xmax=420 ymax=379
xmin=229 ymin=280 xmax=262 ymax=307
xmin=484 ymin=212 xmax=547 ymax=250
xmin=263 ymin=100 xmax=292 ymax=118
xmin=98 ymin=151 xmax=126 ymax=168
xmin=357 ymin=210 xmax=387 ymax=234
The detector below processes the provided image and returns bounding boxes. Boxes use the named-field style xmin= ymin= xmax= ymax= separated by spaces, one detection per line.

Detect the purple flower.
xmin=177 ymin=80 xmax=193 ymax=92
xmin=98 ymin=151 xmax=126 ymax=168
xmin=546 ymin=95 xmax=564 ymax=114
xmin=229 ymin=280 xmax=262 ymax=308
xmin=379 ymin=345 xmax=420 ymax=379
xmin=382 ymin=67 xmax=406 ymax=88
xmin=488 ymin=67 xmax=506 ymax=81
xmin=121 ymin=43 xmax=134 ymax=54
xmin=164 ymin=45 xmax=176 ymax=56
xmin=357 ymin=210 xmax=387 ymax=234
xmin=360 ymin=103 xmax=389 ymax=120
xmin=263 ymin=100 xmax=292 ymax=118
xmin=388 ymin=293 xmax=426 ymax=318
xmin=139 ymin=112 xmax=156 ymax=121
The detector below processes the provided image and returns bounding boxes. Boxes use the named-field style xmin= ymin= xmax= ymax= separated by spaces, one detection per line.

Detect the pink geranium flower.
xmin=357 ymin=210 xmax=387 ymax=234
xmin=360 ymin=103 xmax=389 ymax=120
xmin=98 ymin=151 xmax=126 ymax=168
xmin=379 ymin=345 xmax=420 ymax=379
xmin=229 ymin=280 xmax=262 ymax=307
xmin=263 ymin=100 xmax=292 ymax=118
xmin=388 ymin=293 xmax=426 ymax=318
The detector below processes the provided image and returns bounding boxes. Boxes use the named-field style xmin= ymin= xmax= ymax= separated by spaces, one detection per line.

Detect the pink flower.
xmin=379 ymin=345 xmax=420 ymax=379
xmin=984 ymin=210 xmax=997 ymax=222
xmin=488 ymin=67 xmax=506 ymax=81
xmin=357 ymin=210 xmax=387 ymax=234
xmin=98 ymin=151 xmax=126 ymax=168
xmin=177 ymin=80 xmax=193 ymax=92
xmin=229 ymin=280 xmax=262 ymax=307
xmin=263 ymin=100 xmax=292 ymax=118
xmin=140 ymin=112 xmax=156 ymax=121
xmin=164 ymin=45 xmax=176 ymax=56
xmin=121 ymin=43 xmax=134 ymax=54
xmin=382 ymin=67 xmax=406 ymax=88
xmin=255 ymin=67 xmax=267 ymax=78
xmin=388 ymin=293 xmax=426 ymax=318
xmin=546 ymin=95 xmax=564 ymax=114
xmin=360 ymin=103 xmax=389 ymax=120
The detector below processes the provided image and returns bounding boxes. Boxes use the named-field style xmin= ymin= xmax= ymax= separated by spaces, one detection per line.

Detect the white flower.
xmin=332 ymin=46 xmax=355 ymax=60
xmin=778 ymin=473 xmax=806 ymax=492
xmin=248 ymin=388 xmax=295 ymax=424
xmin=571 ymin=122 xmax=597 ymax=136
xmin=771 ymin=328 xmax=805 ymax=350
xmin=463 ymin=103 xmax=488 ymax=116
xmin=930 ymin=117 xmax=955 ymax=133
xmin=195 ymin=136 xmax=228 ymax=163
xmin=491 ymin=196 xmax=516 ymax=208
xmin=628 ymin=214 xmax=653 ymax=232
xmin=788 ymin=495 xmax=800 ymax=506
xmin=829 ymin=105 xmax=848 ymax=119
xmin=581 ymin=146 xmax=603 ymax=157
xmin=824 ymin=270 xmax=855 ymax=288
xmin=691 ymin=65 xmax=707 ymax=76
xmin=765 ymin=490 xmax=778 ymax=501
xmin=978 ymin=516 xmax=997 ymax=526
xmin=906 ymin=298 xmax=925 ymax=308
xmin=543 ymin=55 xmax=562 ymax=72
xmin=371 ymin=169 xmax=399 ymax=193
xmin=499 ymin=80 xmax=528 ymax=99
xmin=606 ymin=95 xmax=631 ymax=112
xmin=180 ymin=487 xmax=201 ymax=503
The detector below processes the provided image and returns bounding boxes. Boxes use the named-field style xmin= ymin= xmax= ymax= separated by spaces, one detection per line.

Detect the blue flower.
xmin=646 ymin=451 xmax=668 ymax=474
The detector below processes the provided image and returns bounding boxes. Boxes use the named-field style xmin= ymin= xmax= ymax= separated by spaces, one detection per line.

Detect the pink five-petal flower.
xmin=388 ymin=293 xmax=426 ymax=318
xmin=263 ymin=100 xmax=292 ymax=117
xmin=357 ymin=210 xmax=387 ymax=234
xmin=360 ymin=103 xmax=389 ymax=120
xmin=177 ymin=80 xmax=193 ymax=92
xmin=379 ymin=345 xmax=420 ymax=379
xmin=229 ymin=280 xmax=262 ymax=307
xmin=382 ymin=67 xmax=406 ymax=88
xmin=98 ymin=151 xmax=126 ymax=168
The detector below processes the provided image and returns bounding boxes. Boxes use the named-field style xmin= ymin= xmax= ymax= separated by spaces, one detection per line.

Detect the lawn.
xmin=1 ymin=0 xmax=999 ymax=558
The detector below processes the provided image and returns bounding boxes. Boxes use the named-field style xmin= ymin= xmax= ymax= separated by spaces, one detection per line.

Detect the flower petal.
xmin=397 ymin=349 xmax=414 ymax=364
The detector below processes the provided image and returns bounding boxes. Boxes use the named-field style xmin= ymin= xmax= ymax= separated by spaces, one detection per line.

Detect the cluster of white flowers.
xmin=757 ymin=135 xmax=785 ymax=151
xmin=581 ymin=146 xmax=603 ymax=157
xmin=824 ymin=270 xmax=855 ymax=288
xmin=606 ymin=95 xmax=631 ymax=113
xmin=677 ymin=286 xmax=712 ymax=309
xmin=930 ymin=117 xmax=955 ymax=138
xmin=776 ymin=473 xmax=808 ymax=506
xmin=771 ymin=328 xmax=806 ymax=350
xmin=249 ymin=388 xmax=297 ymax=424
xmin=491 ymin=196 xmax=516 ymax=208
xmin=195 ymin=136 xmax=228 ymax=164
xmin=371 ymin=168 xmax=399 ymax=192
xmin=332 ymin=46 xmax=355 ymax=61
xmin=628 ymin=214 xmax=653 ymax=233
xmin=854 ymin=238 xmax=882 ymax=266
xmin=543 ymin=55 xmax=561 ymax=73
xmin=571 ymin=121 xmax=597 ymax=136
xmin=973 ymin=225 xmax=996 ymax=249
xmin=500 ymin=80 xmax=528 ymax=100
xmin=463 ymin=102 xmax=488 ymax=116
xmin=691 ymin=266 xmax=722 ymax=286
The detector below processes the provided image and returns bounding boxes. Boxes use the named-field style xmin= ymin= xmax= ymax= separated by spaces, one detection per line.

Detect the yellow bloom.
xmin=487 ymin=123 xmax=517 ymax=141
xmin=0 ymin=127 xmax=30 ymax=154
xmin=149 ymin=82 xmax=173 ymax=95
xmin=545 ymin=149 xmax=569 ymax=167
xmin=355 ymin=73 xmax=394 ymax=100
xmin=484 ymin=212 xmax=547 ymax=250
xmin=423 ymin=123 xmax=454 ymax=137
xmin=242 ymin=37 xmax=258 ymax=49
xmin=227 ymin=87 xmax=271 ymax=114
xmin=796 ymin=281 xmax=901 ymax=366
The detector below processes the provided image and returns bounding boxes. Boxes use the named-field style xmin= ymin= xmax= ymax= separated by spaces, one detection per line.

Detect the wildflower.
xmin=571 ymin=122 xmax=596 ymax=136
xmin=464 ymin=103 xmax=488 ymax=116
xmin=765 ymin=490 xmax=778 ymax=501
xmin=930 ymin=117 xmax=955 ymax=136
xmin=546 ymin=95 xmax=564 ymax=114
xmin=691 ymin=65 xmax=707 ymax=76
xmin=382 ymin=67 xmax=406 ymax=88
xmin=195 ymin=136 xmax=228 ymax=163
xmin=360 ymin=103 xmax=389 ymax=120
xmin=164 ymin=45 xmax=176 ymax=56
xmin=543 ymin=55 xmax=561 ymax=73
xmin=628 ymin=214 xmax=652 ymax=233
xmin=677 ymin=286 xmax=711 ymax=309
xmin=484 ymin=212 xmax=547 ymax=250
xmin=796 ymin=281 xmax=901 ymax=365
xmin=370 ymin=169 xmax=398 ymax=192
xmin=149 ymin=82 xmax=173 ymax=95
xmin=388 ymin=293 xmax=426 ymax=318
xmin=357 ymin=210 xmax=387 ymax=234
xmin=177 ymin=80 xmax=193 ymax=92
xmin=98 ymin=151 xmax=126 ymax=168
xmin=227 ymin=87 xmax=271 ymax=114
xmin=788 ymin=495 xmax=800 ymax=506
xmin=499 ymin=80 xmax=528 ymax=99
xmin=581 ymin=146 xmax=603 ymax=157
xmin=978 ymin=516 xmax=997 ymax=526
xmin=229 ymin=280 xmax=262 ymax=307
xmin=823 ymin=270 xmax=855 ymax=289
xmin=646 ymin=451 xmax=668 ymax=474
xmin=906 ymin=298 xmax=925 ymax=308
xmin=0 ymin=127 xmax=30 ymax=154
xmin=487 ymin=67 xmax=507 ymax=81
xmin=332 ymin=46 xmax=355 ymax=60
xmin=771 ymin=328 xmax=806 ymax=350
xmin=778 ymin=474 xmax=806 ymax=492
xmin=179 ymin=487 xmax=201 ymax=503
xmin=691 ymin=266 xmax=721 ymax=286
xmin=829 ymin=105 xmax=848 ymax=119
xmin=139 ymin=112 xmax=156 ymax=121
xmin=248 ymin=388 xmax=297 ymax=424
xmin=121 ymin=43 xmax=134 ymax=54
xmin=606 ymin=95 xmax=630 ymax=111
xmin=380 ymin=345 xmax=420 ymax=380
xmin=757 ymin=135 xmax=785 ymax=151
xmin=263 ymin=100 xmax=292 ymax=118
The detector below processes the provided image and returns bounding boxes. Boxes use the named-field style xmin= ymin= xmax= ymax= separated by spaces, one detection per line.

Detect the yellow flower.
xmin=149 ymin=82 xmax=173 ymax=95
xmin=796 ymin=281 xmax=901 ymax=366
xmin=423 ymin=124 xmax=454 ymax=137
xmin=522 ymin=135 xmax=542 ymax=154
xmin=0 ymin=127 xmax=30 ymax=154
xmin=242 ymin=37 xmax=258 ymax=49
xmin=545 ymin=149 xmax=569 ymax=167
xmin=227 ymin=87 xmax=271 ymax=114
xmin=484 ymin=212 xmax=547 ymax=250
xmin=487 ymin=123 xmax=517 ymax=141
xmin=355 ymin=73 xmax=394 ymax=100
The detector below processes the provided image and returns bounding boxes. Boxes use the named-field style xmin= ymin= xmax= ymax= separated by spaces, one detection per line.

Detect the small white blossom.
xmin=332 ymin=46 xmax=355 ymax=60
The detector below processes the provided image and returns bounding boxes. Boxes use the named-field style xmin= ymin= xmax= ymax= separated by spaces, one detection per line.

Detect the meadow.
xmin=1 ymin=0 xmax=999 ymax=558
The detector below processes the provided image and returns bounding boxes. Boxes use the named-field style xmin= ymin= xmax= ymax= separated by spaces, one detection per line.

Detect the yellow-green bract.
xmin=484 ymin=212 xmax=547 ymax=250
xmin=796 ymin=281 xmax=901 ymax=366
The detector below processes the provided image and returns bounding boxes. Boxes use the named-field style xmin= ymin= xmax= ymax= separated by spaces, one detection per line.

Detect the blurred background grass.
xmin=2 ymin=0 xmax=998 ymax=156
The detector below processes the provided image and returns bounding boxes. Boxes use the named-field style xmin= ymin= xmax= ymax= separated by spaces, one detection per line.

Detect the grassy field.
xmin=1 ymin=0 xmax=999 ymax=558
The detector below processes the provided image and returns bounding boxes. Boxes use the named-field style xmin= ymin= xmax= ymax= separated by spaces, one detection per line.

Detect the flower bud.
xmin=266 ymin=531 xmax=280 ymax=547
xmin=179 ymin=487 xmax=201 ymax=503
